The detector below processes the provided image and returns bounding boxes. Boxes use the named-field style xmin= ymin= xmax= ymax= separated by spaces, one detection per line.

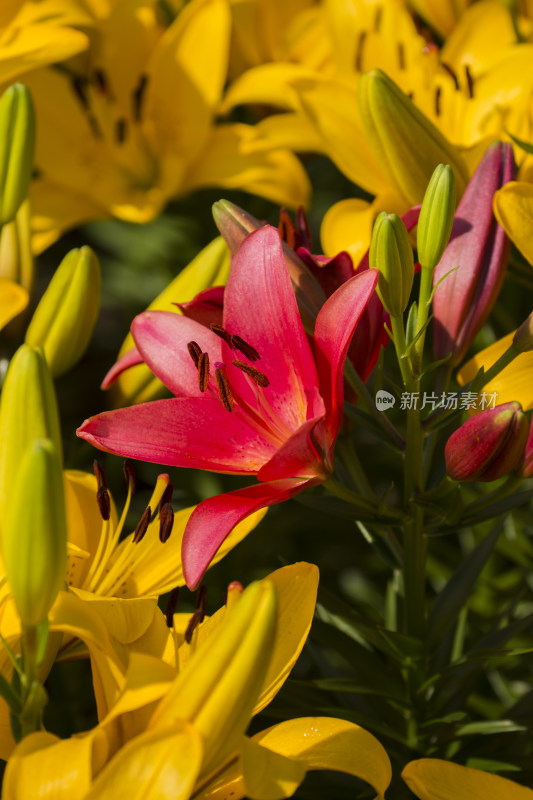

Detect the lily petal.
xmin=257 ymin=405 xmax=327 ymax=482
xmin=101 ymin=347 xmax=144 ymax=390
xmin=402 ymin=758 xmax=533 ymax=799
xmin=77 ymin=397 xmax=276 ymax=473
xmin=224 ymin=226 xmax=318 ymax=433
xmin=314 ymin=268 xmax=378 ymax=443
xmin=131 ymin=310 xmax=223 ymax=398
xmin=182 ymin=479 xmax=311 ymax=589
xmin=0 ymin=278 xmax=28 ymax=331
xmin=494 ymin=181 xmax=533 ymax=267
xmin=2 ymin=730 xmax=95 ymax=800
xmin=86 ymin=720 xmax=203 ymax=800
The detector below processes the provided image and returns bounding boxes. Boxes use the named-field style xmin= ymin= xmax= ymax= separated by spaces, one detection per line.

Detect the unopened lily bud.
xmin=518 ymin=422 xmax=533 ymax=478
xmin=0 ymin=198 xmax=33 ymax=294
xmin=0 ymin=345 xmax=61 ymax=523
xmin=358 ymin=69 xmax=468 ymax=207
xmin=3 ymin=439 xmax=66 ymax=627
xmin=150 ymin=579 xmax=276 ymax=775
xmin=369 ymin=212 xmax=414 ymax=316
xmin=433 ymin=142 xmax=515 ymax=365
xmin=417 ymin=164 xmax=456 ymax=270
xmin=445 ymin=401 xmax=529 ymax=482
xmin=25 ymin=246 xmax=100 ymax=377
xmin=512 ymin=312 xmax=533 ymax=354
xmin=0 ymin=84 xmax=35 ymax=226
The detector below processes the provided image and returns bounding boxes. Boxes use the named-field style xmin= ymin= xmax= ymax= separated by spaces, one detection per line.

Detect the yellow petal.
xmin=69 ymin=587 xmax=159 ymax=644
xmin=64 ymin=469 xmax=118 ymax=590
xmin=222 ymin=63 xmax=318 ymax=112
xmin=0 ymin=277 xmax=27 ymax=331
xmin=494 ymin=181 xmax=533 ymax=266
xmin=86 ymin=720 xmax=203 ymax=800
xmin=255 ymin=112 xmax=324 ymax=153
xmin=241 ymin=735 xmax=307 ymax=799
xmin=320 ymin=191 xmax=405 ymax=261
xmin=183 ymin=123 xmax=311 ymax=209
xmin=0 ymin=26 xmax=88 ymax=86
xmin=402 ymin=758 xmax=533 ymax=800
xmin=293 ymin=76 xmax=388 ymax=196
xmin=2 ymin=730 xmax=94 ymax=800
xmin=458 ymin=332 xmax=533 ymax=411
xmin=441 ymin=1 xmax=517 ymax=73
xmin=253 ymin=718 xmax=392 ymax=799
xmin=49 ymin=590 xmax=127 ymax=719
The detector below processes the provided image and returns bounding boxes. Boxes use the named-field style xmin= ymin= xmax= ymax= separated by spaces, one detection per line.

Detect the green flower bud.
xmin=358 ymin=70 xmax=468 ymax=207
xmin=0 ymin=345 xmax=62 ymax=524
xmin=370 ymin=212 xmax=414 ymax=316
xmin=3 ymin=439 xmax=66 ymax=627
xmin=417 ymin=164 xmax=456 ymax=270
xmin=0 ymin=84 xmax=35 ymax=226
xmin=0 ymin=198 xmax=34 ymax=294
xmin=25 ymin=246 xmax=100 ymax=377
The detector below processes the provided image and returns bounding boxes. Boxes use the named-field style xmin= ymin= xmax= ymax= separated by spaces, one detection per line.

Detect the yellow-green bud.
xmin=417 ymin=164 xmax=456 ymax=270
xmin=3 ymin=439 xmax=66 ymax=627
xmin=0 ymin=345 xmax=62 ymax=523
xmin=25 ymin=246 xmax=100 ymax=377
xmin=0 ymin=84 xmax=35 ymax=226
xmin=0 ymin=198 xmax=34 ymax=294
xmin=370 ymin=212 xmax=414 ymax=316
xmin=358 ymin=70 xmax=468 ymax=207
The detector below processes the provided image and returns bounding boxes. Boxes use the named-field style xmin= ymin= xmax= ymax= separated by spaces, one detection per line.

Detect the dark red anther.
xmin=187 ymin=341 xmax=202 ymax=368
xmin=210 ymin=324 xmax=234 ymax=348
xmin=158 ymin=482 xmax=174 ymax=512
xmin=197 ymin=352 xmax=210 ymax=392
xmin=165 ymin=587 xmax=180 ymax=628
xmin=93 ymin=459 xmax=107 ymax=489
xmin=115 ymin=117 xmax=127 ymax=144
xmin=215 ymin=366 xmax=234 ymax=412
xmin=184 ymin=609 xmax=203 ymax=643
xmin=96 ymin=486 xmax=111 ymax=521
xmin=464 ymin=64 xmax=474 ymax=98
xmin=441 ymin=61 xmax=459 ymax=89
xmin=435 ymin=86 xmax=441 ymax=117
xmin=133 ymin=506 xmax=152 ymax=543
xmin=278 ymin=207 xmax=297 ymax=249
xmin=195 ymin=584 xmax=207 ymax=622
xmin=355 ymin=30 xmax=367 ymax=71
xmin=231 ymin=335 xmax=260 ymax=362
xmin=232 ymin=360 xmax=269 ymax=387
xmin=132 ymin=73 xmax=149 ymax=122
xmin=159 ymin=503 xmax=174 ymax=543
xmin=71 ymin=76 xmax=89 ymax=110
xmin=123 ymin=460 xmax=136 ymax=494
xmin=93 ymin=68 xmax=109 ymax=94
xmin=296 ymin=205 xmax=311 ymax=250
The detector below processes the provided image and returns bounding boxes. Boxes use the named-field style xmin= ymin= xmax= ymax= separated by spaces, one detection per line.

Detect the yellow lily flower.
xmin=402 ymin=758 xmax=533 ymax=799
xmin=24 ymin=0 xmax=310 ymax=252
xmin=2 ymin=565 xmax=393 ymax=799
xmin=0 ymin=1 xmax=89 ymax=86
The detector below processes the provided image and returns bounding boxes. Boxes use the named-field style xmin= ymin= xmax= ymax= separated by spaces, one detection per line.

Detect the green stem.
xmin=411 ymin=266 xmax=433 ymax=377
xmin=462 ymin=475 xmax=524 ymax=516
xmin=344 ymin=360 xmax=405 ymax=449
xmin=338 ymin=437 xmax=375 ymax=497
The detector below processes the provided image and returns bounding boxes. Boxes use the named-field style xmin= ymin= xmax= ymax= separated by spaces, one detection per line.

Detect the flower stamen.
xmin=232 ymin=360 xmax=270 ymax=387
xmin=215 ymin=364 xmax=234 ymax=412
xmin=197 ymin=352 xmax=210 ymax=392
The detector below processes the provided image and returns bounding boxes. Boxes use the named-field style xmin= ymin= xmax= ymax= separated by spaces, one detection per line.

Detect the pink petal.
xmin=131 ymin=311 xmax=223 ymax=397
xmin=257 ymin=398 xmax=327 ymax=482
xmin=101 ymin=347 xmax=144 ymax=389
xmin=182 ymin=478 xmax=312 ymax=588
xmin=177 ymin=285 xmax=225 ymax=328
xmin=314 ymin=269 xmax=378 ymax=445
xmin=223 ymin=226 xmax=319 ymax=434
xmin=77 ymin=397 xmax=276 ymax=472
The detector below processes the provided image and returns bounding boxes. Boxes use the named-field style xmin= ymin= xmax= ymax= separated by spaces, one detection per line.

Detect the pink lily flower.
xmin=78 ymin=227 xmax=377 ymax=588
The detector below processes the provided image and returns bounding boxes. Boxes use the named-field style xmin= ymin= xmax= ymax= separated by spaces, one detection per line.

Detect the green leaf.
xmin=456 ymin=720 xmax=527 ymax=736
xmin=507 ymin=130 xmax=533 ymax=155
xmin=0 ymin=673 xmax=22 ymax=714
xmin=427 ymin=523 xmax=502 ymax=647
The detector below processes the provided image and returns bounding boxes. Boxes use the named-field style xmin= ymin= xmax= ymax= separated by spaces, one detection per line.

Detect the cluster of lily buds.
xmin=445 ymin=401 xmax=529 ymax=482
xmin=0 ymin=84 xmax=35 ymax=227
xmin=432 ymin=142 xmax=515 ymax=366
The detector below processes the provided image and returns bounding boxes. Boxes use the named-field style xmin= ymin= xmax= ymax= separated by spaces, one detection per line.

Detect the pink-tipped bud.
xmin=433 ymin=142 xmax=515 ymax=366
xmin=445 ymin=401 xmax=529 ymax=482
xmin=518 ymin=422 xmax=533 ymax=478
